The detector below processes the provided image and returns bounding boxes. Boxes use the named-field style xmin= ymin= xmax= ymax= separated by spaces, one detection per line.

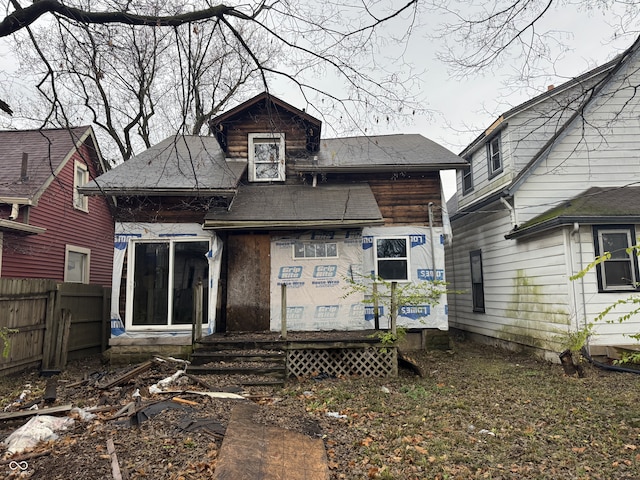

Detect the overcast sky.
xmin=0 ymin=1 xmax=635 ymax=199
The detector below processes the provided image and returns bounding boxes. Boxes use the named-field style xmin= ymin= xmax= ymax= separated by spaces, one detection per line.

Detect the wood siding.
xmin=326 ymin=171 xmax=444 ymax=226
xmin=220 ymin=106 xmax=314 ymax=161
xmin=1 ymin=141 xmax=114 ymax=286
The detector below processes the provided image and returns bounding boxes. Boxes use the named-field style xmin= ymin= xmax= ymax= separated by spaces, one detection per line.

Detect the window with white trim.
xmin=248 ymin=133 xmax=285 ymax=182
xmin=293 ymin=242 xmax=338 ymax=259
xmin=470 ymin=249 xmax=485 ymax=312
xmin=128 ymin=239 xmax=210 ymax=329
xmin=74 ymin=161 xmax=89 ymax=211
xmin=65 ymin=245 xmax=90 ymax=284
xmin=594 ymin=226 xmax=639 ymax=292
xmin=374 ymin=237 xmax=410 ymax=281
xmin=462 ymin=160 xmax=473 ymax=195
xmin=486 ymin=134 xmax=502 ymax=178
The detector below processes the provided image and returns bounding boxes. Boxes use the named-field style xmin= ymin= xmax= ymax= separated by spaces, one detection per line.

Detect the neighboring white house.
xmin=446 ymin=34 xmax=640 ymax=361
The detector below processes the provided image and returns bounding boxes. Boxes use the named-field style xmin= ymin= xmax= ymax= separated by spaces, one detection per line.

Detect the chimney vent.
xmin=547 ymin=85 xmax=555 ymax=91
xmin=20 ymin=153 xmax=29 ymax=182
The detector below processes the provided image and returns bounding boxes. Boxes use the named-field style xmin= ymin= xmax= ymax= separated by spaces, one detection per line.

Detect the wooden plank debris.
xmin=99 ymin=361 xmax=154 ymax=390
xmin=0 ymin=404 xmax=73 ymax=422
xmin=106 ymin=438 xmax=124 ymax=480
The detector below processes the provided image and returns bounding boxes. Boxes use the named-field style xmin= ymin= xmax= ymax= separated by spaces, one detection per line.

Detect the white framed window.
xmin=126 ymin=238 xmax=210 ymax=330
xmin=248 ymin=133 xmax=285 ymax=182
xmin=486 ymin=134 xmax=502 ymax=178
xmin=374 ymin=236 xmax=410 ymax=281
xmin=65 ymin=245 xmax=90 ymax=284
xmin=293 ymin=242 xmax=338 ymax=259
xmin=594 ymin=226 xmax=639 ymax=292
xmin=73 ymin=161 xmax=89 ymax=211
xmin=462 ymin=161 xmax=473 ymax=195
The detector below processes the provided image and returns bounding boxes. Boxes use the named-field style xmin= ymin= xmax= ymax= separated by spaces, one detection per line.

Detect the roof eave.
xmin=79 ymin=187 xmax=238 ymax=197
xmin=0 ymin=219 xmax=46 ymax=235
xmin=202 ymin=218 xmax=385 ymax=230
xmin=291 ymin=163 xmax=467 ymax=174
xmin=505 ymin=215 xmax=640 ymax=240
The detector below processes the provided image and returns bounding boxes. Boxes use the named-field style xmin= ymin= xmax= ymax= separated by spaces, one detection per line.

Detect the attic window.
xmin=74 ymin=161 xmax=89 ymax=212
xmin=486 ymin=134 xmax=502 ymax=178
xmin=248 ymin=133 xmax=285 ymax=182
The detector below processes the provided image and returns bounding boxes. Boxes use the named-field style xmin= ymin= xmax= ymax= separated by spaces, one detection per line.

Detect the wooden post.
xmin=41 ymin=285 xmax=58 ymax=370
xmin=192 ymin=280 xmax=203 ymax=346
xmin=390 ymin=281 xmax=397 ymax=336
xmin=281 ymin=283 xmax=287 ymax=340
xmin=57 ymin=309 xmax=72 ymax=369
xmin=101 ymin=287 xmax=110 ymax=353
xmin=373 ymin=282 xmax=380 ymax=330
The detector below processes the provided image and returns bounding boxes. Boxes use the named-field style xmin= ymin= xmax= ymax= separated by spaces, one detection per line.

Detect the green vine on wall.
xmin=0 ymin=327 xmax=17 ymax=358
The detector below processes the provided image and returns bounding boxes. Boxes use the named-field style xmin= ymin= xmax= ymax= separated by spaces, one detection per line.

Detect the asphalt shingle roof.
xmin=507 ymin=186 xmax=640 ymax=239
xmin=0 ymin=126 xmax=92 ymax=199
xmin=308 ymin=134 xmax=466 ymax=170
xmin=203 ymin=183 xmax=383 ymax=229
xmin=82 ymin=135 xmax=245 ymax=195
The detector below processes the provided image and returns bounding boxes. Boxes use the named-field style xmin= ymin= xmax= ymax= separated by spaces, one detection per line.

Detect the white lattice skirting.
xmin=286 ymin=347 xmax=397 ymax=379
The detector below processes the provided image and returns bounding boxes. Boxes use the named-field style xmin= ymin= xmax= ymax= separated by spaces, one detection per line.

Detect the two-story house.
xmin=81 ymin=92 xmax=466 ymax=356
xmin=0 ymin=126 xmax=113 ymax=286
xmin=446 ymin=35 xmax=640 ymax=361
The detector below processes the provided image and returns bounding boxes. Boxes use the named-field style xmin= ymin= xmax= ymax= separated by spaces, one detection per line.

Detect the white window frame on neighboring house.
xmin=462 ymin=160 xmax=473 ymax=195
xmin=486 ymin=134 xmax=502 ymax=178
xmin=374 ymin=236 xmax=410 ymax=282
xmin=594 ymin=226 xmax=639 ymax=292
xmin=73 ymin=161 xmax=89 ymax=212
xmin=470 ymin=249 xmax=485 ymax=312
xmin=248 ymin=132 xmax=285 ymax=182
xmin=65 ymin=245 xmax=90 ymax=284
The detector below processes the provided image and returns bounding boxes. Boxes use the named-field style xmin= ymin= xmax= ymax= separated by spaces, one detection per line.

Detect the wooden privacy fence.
xmin=0 ymin=278 xmax=110 ymax=376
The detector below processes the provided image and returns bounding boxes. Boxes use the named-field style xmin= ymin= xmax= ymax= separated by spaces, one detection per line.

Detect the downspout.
xmin=499 ymin=197 xmax=516 ymax=227
xmin=9 ymin=203 xmax=19 ymax=220
xmin=428 ymin=202 xmax=436 ymax=277
xmin=571 ymin=223 xmax=588 ymax=335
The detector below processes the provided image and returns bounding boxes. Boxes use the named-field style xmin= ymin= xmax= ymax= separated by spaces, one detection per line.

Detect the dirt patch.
xmin=2 ymin=340 xmax=640 ymax=479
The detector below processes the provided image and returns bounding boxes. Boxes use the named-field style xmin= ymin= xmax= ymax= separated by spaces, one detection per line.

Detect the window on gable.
xmin=470 ymin=249 xmax=485 ymax=312
xmin=248 ymin=133 xmax=285 ymax=182
xmin=594 ymin=226 xmax=639 ymax=292
xmin=486 ymin=134 xmax=502 ymax=178
xmin=65 ymin=245 xmax=90 ymax=284
xmin=462 ymin=161 xmax=473 ymax=195
xmin=374 ymin=237 xmax=410 ymax=281
xmin=74 ymin=161 xmax=89 ymax=211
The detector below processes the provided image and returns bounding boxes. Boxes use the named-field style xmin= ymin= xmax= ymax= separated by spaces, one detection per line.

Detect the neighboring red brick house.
xmin=0 ymin=126 xmax=114 ymax=286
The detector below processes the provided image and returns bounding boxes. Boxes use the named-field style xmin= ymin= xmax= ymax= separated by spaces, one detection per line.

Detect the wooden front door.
xmin=225 ymin=234 xmax=271 ymax=331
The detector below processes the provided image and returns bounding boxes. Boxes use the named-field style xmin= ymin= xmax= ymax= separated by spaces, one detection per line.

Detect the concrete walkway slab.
xmin=213 ymin=403 xmax=330 ymax=480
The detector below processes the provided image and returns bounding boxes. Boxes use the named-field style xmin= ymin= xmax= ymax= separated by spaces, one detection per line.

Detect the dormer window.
xmin=486 ymin=134 xmax=502 ymax=178
xmin=248 ymin=133 xmax=285 ymax=182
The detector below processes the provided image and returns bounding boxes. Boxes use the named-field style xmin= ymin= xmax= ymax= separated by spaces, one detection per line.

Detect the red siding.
xmin=1 ymin=141 xmax=114 ymax=286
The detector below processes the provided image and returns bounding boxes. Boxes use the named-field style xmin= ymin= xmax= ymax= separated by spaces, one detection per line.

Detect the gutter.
xmin=290 ymin=163 xmax=468 ymax=174
xmin=79 ymin=187 xmax=238 ymax=197
xmin=505 ymin=215 xmax=640 ymax=240
xmin=202 ymin=219 xmax=385 ymax=230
